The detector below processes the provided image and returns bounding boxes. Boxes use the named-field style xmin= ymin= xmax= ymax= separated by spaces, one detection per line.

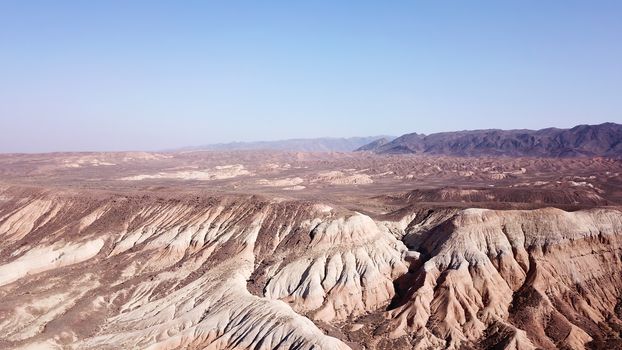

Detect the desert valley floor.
xmin=1 ymin=151 xmax=622 ymax=349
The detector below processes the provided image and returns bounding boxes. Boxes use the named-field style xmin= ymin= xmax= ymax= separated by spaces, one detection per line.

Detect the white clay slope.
xmin=0 ymin=189 xmax=622 ymax=349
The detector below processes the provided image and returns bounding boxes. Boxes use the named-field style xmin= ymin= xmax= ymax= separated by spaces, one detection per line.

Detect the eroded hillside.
xmin=1 ymin=183 xmax=621 ymax=349
xmin=1 ymin=152 xmax=622 ymax=349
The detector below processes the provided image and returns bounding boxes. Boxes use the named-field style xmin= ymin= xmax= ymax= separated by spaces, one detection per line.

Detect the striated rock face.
xmin=1 ymin=187 xmax=622 ymax=349
xmin=262 ymin=213 xmax=408 ymax=321
xmin=0 ymin=192 xmax=350 ymax=350
xmin=391 ymin=208 xmax=622 ymax=349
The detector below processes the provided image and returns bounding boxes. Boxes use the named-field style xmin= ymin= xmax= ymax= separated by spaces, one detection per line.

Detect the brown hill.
xmin=358 ymin=123 xmax=622 ymax=157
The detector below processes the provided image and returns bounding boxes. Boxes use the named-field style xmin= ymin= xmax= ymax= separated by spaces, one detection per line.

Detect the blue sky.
xmin=1 ymin=1 xmax=621 ymax=152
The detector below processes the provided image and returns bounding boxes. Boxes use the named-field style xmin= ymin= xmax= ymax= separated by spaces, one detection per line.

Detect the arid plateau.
xmin=1 ymin=146 xmax=622 ymax=349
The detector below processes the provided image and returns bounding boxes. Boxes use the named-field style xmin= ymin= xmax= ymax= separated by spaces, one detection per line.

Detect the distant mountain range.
xmin=180 ymin=136 xmax=393 ymax=152
xmin=357 ymin=123 xmax=622 ymax=157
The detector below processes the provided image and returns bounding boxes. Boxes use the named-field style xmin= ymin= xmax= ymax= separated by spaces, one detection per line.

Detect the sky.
xmin=0 ymin=1 xmax=621 ymax=153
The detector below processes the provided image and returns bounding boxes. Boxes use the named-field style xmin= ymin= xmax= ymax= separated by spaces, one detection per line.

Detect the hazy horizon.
xmin=1 ymin=1 xmax=621 ymax=153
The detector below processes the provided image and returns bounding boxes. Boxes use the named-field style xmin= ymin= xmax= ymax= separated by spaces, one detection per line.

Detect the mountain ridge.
xmin=357 ymin=122 xmax=622 ymax=157
xmin=179 ymin=136 xmax=394 ymax=153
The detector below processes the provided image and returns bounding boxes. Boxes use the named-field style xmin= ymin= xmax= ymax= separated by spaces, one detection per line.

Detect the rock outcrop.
xmin=391 ymin=208 xmax=622 ymax=349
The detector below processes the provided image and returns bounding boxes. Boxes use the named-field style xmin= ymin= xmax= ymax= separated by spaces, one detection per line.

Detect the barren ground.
xmin=0 ymin=151 xmax=621 ymax=349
